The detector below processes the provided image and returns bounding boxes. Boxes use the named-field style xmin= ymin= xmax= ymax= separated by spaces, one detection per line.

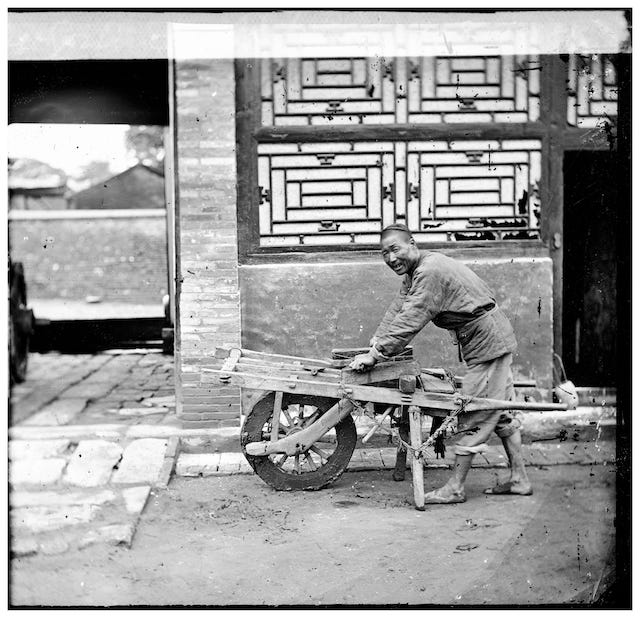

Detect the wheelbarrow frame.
xmin=205 ymin=347 xmax=568 ymax=509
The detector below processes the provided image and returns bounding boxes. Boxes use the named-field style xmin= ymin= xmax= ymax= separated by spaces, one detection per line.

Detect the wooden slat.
xmin=255 ymin=122 xmax=547 ymax=143
xmin=240 ymin=348 xmax=334 ymax=367
xmin=340 ymin=361 xmax=421 ymax=385
xmin=204 ymin=367 xmax=567 ymax=413
xmin=237 ymin=357 xmax=342 ymax=377
xmin=361 ymin=406 xmax=394 ymax=444
xmin=220 ymin=348 xmax=242 ymax=377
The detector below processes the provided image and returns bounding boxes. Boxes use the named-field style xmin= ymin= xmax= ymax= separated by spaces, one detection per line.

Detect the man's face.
xmin=380 ymin=231 xmax=418 ymax=276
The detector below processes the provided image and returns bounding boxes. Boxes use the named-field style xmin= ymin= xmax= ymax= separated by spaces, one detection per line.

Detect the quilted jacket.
xmin=373 ymin=251 xmax=517 ymax=366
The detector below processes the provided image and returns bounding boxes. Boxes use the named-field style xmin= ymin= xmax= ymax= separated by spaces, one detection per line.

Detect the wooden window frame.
xmin=235 ymin=55 xmax=614 ymax=263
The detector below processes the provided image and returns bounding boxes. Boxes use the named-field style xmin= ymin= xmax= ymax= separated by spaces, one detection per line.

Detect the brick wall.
xmin=9 ymin=214 xmax=168 ymax=305
xmin=174 ymin=58 xmax=241 ymax=427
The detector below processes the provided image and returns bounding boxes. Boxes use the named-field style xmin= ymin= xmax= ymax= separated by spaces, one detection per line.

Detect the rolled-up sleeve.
xmin=375 ymin=269 xmax=443 ymax=357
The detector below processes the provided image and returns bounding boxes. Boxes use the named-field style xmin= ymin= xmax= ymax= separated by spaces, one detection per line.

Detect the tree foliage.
xmin=125 ymin=125 xmax=165 ymax=167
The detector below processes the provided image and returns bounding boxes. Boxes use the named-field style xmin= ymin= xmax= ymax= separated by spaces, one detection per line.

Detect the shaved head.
xmin=380 ymin=223 xmax=413 ymax=242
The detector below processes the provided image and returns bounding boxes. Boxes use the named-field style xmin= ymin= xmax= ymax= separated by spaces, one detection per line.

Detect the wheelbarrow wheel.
xmin=241 ymin=391 xmax=357 ymax=491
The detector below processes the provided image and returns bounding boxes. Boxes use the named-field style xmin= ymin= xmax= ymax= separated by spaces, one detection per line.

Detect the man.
xmin=350 ymin=223 xmax=532 ymax=504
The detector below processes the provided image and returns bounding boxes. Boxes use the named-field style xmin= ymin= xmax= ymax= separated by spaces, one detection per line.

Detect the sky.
xmin=8 ymin=123 xmax=138 ymax=179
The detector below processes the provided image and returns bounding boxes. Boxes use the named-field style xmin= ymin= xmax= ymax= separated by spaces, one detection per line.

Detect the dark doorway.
xmin=563 ymin=151 xmax=619 ymax=387
xmin=9 ymin=59 xmax=169 ymax=125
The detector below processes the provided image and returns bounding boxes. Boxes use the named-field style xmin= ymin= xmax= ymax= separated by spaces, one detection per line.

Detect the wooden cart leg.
xmin=393 ymin=422 xmax=409 ymax=481
xmin=408 ymin=405 xmax=425 ymax=510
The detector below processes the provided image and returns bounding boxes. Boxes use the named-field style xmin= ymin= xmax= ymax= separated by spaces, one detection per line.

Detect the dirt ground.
xmin=10 ymin=463 xmax=616 ymax=607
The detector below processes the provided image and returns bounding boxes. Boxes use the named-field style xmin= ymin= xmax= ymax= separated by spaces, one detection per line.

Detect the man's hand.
xmin=349 ymin=352 xmax=377 ymax=372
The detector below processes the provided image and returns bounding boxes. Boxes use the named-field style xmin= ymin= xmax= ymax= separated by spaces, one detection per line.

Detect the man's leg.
xmin=425 ymin=354 xmax=511 ymax=504
xmin=423 ymin=361 xmax=497 ymax=504
xmin=484 ymin=357 xmax=532 ymax=495
xmin=485 ymin=424 xmax=532 ymax=495
xmin=432 ymin=453 xmax=474 ymax=496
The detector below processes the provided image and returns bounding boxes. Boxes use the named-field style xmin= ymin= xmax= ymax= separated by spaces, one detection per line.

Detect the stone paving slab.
xmin=112 ymin=439 xmax=168 ymax=485
xmin=61 ymin=382 xmax=116 ymax=400
xmin=10 ymin=488 xmax=117 ymax=508
xmin=9 ymin=439 xmax=71 ymax=460
xmin=63 ymin=440 xmax=123 ymax=487
xmin=11 ymin=351 xmax=175 ymax=430
xmin=12 ymin=504 xmax=98 ymax=533
xmin=10 ymin=458 xmax=68 ymax=486
xmin=10 ymin=484 xmax=152 ymax=556
xmin=21 ymin=398 xmax=88 ymax=427
xmin=116 ymin=407 xmax=171 ymax=417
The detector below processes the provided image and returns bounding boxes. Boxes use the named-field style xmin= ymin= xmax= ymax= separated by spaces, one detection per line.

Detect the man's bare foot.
xmin=423 ymin=484 xmax=466 ymax=504
xmin=483 ymin=480 xmax=532 ymax=495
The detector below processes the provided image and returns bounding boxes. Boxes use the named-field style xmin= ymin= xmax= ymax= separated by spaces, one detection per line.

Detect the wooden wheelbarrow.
xmin=205 ymin=347 xmax=569 ymax=510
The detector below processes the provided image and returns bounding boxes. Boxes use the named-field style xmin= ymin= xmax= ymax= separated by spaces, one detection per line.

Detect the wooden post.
xmin=271 ymin=391 xmax=283 ymax=441
xmin=408 ymin=405 xmax=425 ymax=510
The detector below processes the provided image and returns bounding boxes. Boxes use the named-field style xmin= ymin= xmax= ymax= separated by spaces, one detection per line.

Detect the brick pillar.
xmin=174 ymin=57 xmax=241 ymax=427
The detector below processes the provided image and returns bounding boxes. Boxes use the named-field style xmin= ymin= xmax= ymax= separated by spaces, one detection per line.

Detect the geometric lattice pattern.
xmin=257 ymin=139 xmax=541 ymax=246
xmin=261 ymin=56 xmax=541 ymax=126
xmin=567 ymin=54 xmax=618 ymax=127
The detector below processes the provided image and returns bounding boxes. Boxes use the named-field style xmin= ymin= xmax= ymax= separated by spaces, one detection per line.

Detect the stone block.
xmin=165 ymin=436 xmax=180 ymax=459
xmin=217 ymin=452 xmax=245 ymax=474
xmin=125 ymin=425 xmax=178 ymax=438
xmin=117 ymin=407 xmax=170 ymax=417
xmin=121 ymin=486 xmax=151 ymax=514
xmin=142 ymin=395 xmax=176 ymax=407
xmin=63 ymin=440 xmax=123 ymax=487
xmin=175 ymin=453 xmax=220 ymax=476
xmin=156 ymin=458 xmax=175 ymax=488
xmin=21 ymin=398 xmax=88 ymax=426
xmin=10 ymin=489 xmax=116 ymax=509
xmin=11 ymin=504 xmax=97 ymax=532
xmin=79 ymin=522 xmax=136 ymax=549
xmin=10 ymin=458 xmax=67 ymax=486
xmin=62 ymin=382 xmax=115 ymax=399
xmin=111 ymin=439 xmax=168 ymax=485
xmin=9 ymin=439 xmax=71 ymax=460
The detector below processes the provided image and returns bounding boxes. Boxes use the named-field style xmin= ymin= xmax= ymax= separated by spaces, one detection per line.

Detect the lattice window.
xmin=257 ymin=139 xmax=541 ymax=246
xmin=261 ymin=56 xmax=541 ymax=126
xmin=567 ymin=54 xmax=618 ymax=127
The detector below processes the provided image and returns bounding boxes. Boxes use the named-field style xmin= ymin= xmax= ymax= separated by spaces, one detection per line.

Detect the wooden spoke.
xmin=281 ymin=406 xmax=294 ymax=427
xmin=274 ymin=454 xmax=288 ymax=467
xmin=294 ymin=454 xmax=301 ymax=474
xmin=314 ymin=440 xmax=336 ymax=448
xmin=310 ymin=445 xmax=330 ymax=462
xmin=304 ymin=452 xmax=318 ymax=471
xmin=302 ymin=408 xmax=322 ymax=428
